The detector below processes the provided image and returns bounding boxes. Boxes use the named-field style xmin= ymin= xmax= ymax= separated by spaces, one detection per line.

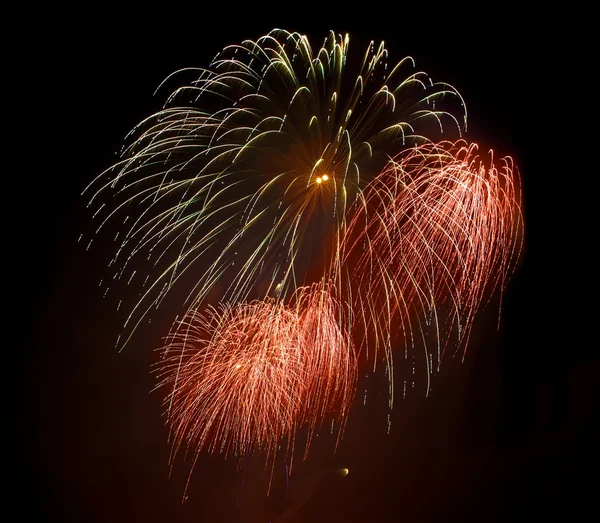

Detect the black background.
xmin=14 ymin=9 xmax=595 ymax=522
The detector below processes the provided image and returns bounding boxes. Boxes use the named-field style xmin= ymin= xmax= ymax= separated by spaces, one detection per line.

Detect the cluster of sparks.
xmin=84 ymin=29 xmax=523 ymax=489
xmin=341 ymin=141 xmax=523 ymax=402
xmin=157 ymin=283 xmax=355 ymax=490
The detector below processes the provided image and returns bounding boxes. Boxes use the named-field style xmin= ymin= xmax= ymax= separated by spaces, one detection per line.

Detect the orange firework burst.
xmin=341 ymin=140 xmax=523 ymax=397
xmin=156 ymin=283 xmax=356 ymax=491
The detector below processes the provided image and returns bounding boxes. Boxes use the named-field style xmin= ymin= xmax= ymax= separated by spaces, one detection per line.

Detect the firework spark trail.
xmin=83 ymin=29 xmax=465 ymax=349
xmin=155 ymin=283 xmax=356 ymax=493
xmin=340 ymin=140 xmax=523 ymax=399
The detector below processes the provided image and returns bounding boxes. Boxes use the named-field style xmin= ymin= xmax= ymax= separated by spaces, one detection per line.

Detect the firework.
xmin=83 ymin=29 xmax=466 ymax=348
xmin=156 ymin=283 xmax=356 ymax=491
xmin=83 ymin=28 xmax=524 ymax=491
xmin=340 ymin=140 xmax=523 ymax=398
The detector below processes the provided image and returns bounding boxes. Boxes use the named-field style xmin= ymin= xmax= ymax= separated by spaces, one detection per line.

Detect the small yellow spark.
xmin=316 ymin=177 xmax=322 ymax=184
xmin=322 ymin=174 xmax=329 ymax=181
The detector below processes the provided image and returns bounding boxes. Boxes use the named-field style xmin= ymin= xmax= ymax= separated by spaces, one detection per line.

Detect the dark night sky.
xmin=14 ymin=10 xmax=596 ymax=523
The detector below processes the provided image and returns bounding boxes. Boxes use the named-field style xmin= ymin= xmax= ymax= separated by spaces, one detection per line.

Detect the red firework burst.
xmin=156 ymin=283 xmax=356 ymax=491
xmin=341 ymin=140 xmax=523 ymax=392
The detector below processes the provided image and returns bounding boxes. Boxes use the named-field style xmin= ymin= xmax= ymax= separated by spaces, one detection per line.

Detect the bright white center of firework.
xmin=316 ymin=174 xmax=329 ymax=184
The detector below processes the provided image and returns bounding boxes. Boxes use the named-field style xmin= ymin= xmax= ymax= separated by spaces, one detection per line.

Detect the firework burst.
xmin=83 ymin=28 xmax=523 ymax=492
xmin=340 ymin=140 xmax=523 ymax=399
xmin=83 ymin=28 xmax=466 ymax=348
xmin=156 ymin=283 xmax=356 ymax=491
